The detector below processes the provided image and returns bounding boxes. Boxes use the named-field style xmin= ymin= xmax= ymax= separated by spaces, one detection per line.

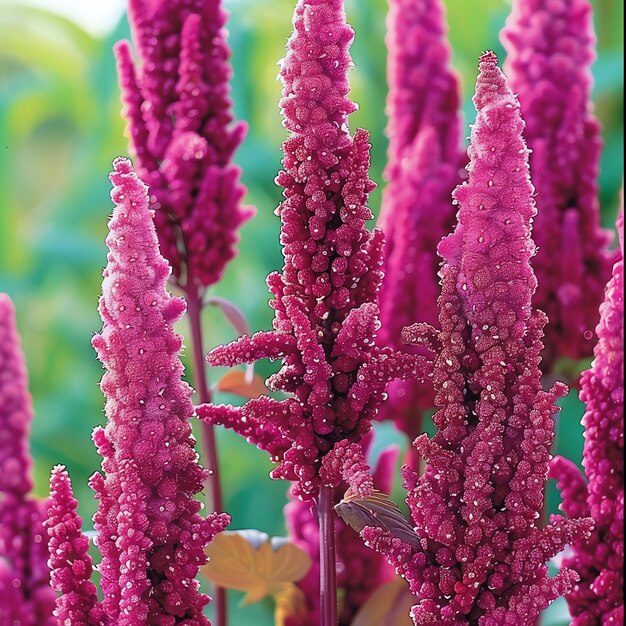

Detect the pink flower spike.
xmin=501 ymin=0 xmax=615 ymax=367
xmin=115 ymin=0 xmax=253 ymax=293
xmin=377 ymin=0 xmax=464 ymax=438
xmin=84 ymin=157 xmax=230 ymax=624
xmin=46 ymin=465 xmax=105 ymax=626
xmin=368 ymin=53 xmax=593 ymax=626
xmin=0 ymin=294 xmax=56 ymax=626
xmin=552 ymin=211 xmax=624 ymax=624
xmin=0 ymin=294 xmax=35 ymax=498
xmin=200 ymin=0 xmax=432 ymax=500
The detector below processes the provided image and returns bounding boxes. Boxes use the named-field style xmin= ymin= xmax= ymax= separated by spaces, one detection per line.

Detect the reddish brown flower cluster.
xmin=329 ymin=53 xmax=593 ymax=626
xmin=199 ymin=0 xmax=431 ymax=500
xmin=551 ymin=213 xmax=624 ymax=625
xmin=116 ymin=0 xmax=253 ymax=293
xmin=502 ymin=0 xmax=615 ymax=367
xmin=377 ymin=0 xmax=464 ymax=438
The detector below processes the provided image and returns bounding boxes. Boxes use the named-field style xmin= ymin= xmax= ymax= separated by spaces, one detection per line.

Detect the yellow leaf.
xmin=265 ymin=538 xmax=312 ymax=582
xmin=274 ymin=583 xmax=308 ymax=626
xmin=202 ymin=530 xmax=312 ymax=607
xmin=217 ymin=369 xmax=268 ymax=399
xmin=350 ymin=578 xmax=414 ymax=626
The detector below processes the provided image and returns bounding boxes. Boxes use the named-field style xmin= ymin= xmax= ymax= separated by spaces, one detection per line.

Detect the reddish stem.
xmin=185 ymin=289 xmax=227 ymax=626
xmin=319 ymin=484 xmax=338 ymax=626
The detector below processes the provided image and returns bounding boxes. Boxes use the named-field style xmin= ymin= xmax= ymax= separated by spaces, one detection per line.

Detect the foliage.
xmin=203 ymin=529 xmax=311 ymax=624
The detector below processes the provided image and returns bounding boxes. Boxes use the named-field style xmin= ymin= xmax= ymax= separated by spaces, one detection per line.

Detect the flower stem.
xmin=319 ymin=484 xmax=338 ymax=626
xmin=185 ymin=289 xmax=227 ymax=626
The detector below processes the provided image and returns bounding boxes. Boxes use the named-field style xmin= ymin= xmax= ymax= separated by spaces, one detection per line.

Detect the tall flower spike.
xmin=45 ymin=158 xmax=230 ymax=625
xmin=199 ymin=0 xmax=431 ymax=500
xmin=285 ymin=438 xmax=397 ymax=625
xmin=0 ymin=294 xmax=56 ymax=626
xmin=501 ymin=0 xmax=615 ymax=368
xmin=115 ymin=0 xmax=253 ymax=293
xmin=357 ymin=53 xmax=593 ymax=626
xmin=377 ymin=0 xmax=464 ymax=439
xmin=550 ymin=211 xmax=624 ymax=625
xmin=46 ymin=466 xmax=104 ymax=626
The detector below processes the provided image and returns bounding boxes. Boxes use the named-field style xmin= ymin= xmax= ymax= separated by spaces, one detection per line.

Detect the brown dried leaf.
xmin=335 ymin=489 xmax=420 ymax=546
xmin=217 ymin=369 xmax=268 ymax=399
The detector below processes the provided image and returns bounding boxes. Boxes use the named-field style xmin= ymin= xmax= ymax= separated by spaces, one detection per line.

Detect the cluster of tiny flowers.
xmin=198 ymin=0 xmax=431 ymax=500
xmin=336 ymin=54 xmax=594 ymax=626
xmin=501 ymin=0 xmax=615 ymax=367
xmin=376 ymin=0 xmax=464 ymax=439
xmin=46 ymin=158 xmax=229 ymax=625
xmin=45 ymin=466 xmax=105 ymax=626
xmin=550 ymin=212 xmax=624 ymax=625
xmin=0 ymin=294 xmax=56 ymax=626
xmin=285 ymin=437 xmax=397 ymax=625
xmin=116 ymin=0 xmax=253 ymax=292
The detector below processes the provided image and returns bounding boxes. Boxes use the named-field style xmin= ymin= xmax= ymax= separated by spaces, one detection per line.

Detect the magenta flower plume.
xmin=501 ymin=0 xmax=615 ymax=367
xmin=198 ymin=0 xmax=431 ymax=500
xmin=285 ymin=439 xmax=397 ymax=625
xmin=115 ymin=0 xmax=253 ymax=293
xmin=46 ymin=466 xmax=104 ymax=626
xmin=377 ymin=0 xmax=464 ymax=437
xmin=550 ymin=212 xmax=624 ymax=625
xmin=46 ymin=158 xmax=229 ymax=625
xmin=343 ymin=53 xmax=594 ymax=626
xmin=0 ymin=294 xmax=56 ymax=626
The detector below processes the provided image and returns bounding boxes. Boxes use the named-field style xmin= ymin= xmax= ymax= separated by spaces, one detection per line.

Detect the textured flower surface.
xmin=46 ymin=466 xmax=105 ymax=626
xmin=339 ymin=53 xmax=594 ymax=626
xmin=285 ymin=438 xmax=397 ymax=625
xmin=501 ymin=0 xmax=615 ymax=367
xmin=550 ymin=212 xmax=624 ymax=625
xmin=0 ymin=294 xmax=56 ymax=626
xmin=199 ymin=0 xmax=430 ymax=500
xmin=46 ymin=158 xmax=229 ymax=626
xmin=116 ymin=0 xmax=253 ymax=292
xmin=377 ymin=0 xmax=463 ymax=438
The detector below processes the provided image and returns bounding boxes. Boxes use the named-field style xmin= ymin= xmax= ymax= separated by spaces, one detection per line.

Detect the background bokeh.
xmin=0 ymin=0 xmax=623 ymax=624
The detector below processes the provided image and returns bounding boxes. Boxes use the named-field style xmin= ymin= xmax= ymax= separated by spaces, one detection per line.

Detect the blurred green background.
xmin=0 ymin=0 xmax=623 ymax=624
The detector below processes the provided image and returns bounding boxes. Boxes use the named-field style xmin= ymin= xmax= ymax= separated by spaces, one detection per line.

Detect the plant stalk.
xmin=319 ymin=484 xmax=338 ymax=626
xmin=185 ymin=289 xmax=227 ymax=626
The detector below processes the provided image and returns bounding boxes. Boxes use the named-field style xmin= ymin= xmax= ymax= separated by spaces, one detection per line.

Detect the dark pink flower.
xmin=501 ymin=0 xmax=615 ymax=367
xmin=345 ymin=53 xmax=593 ymax=626
xmin=285 ymin=437 xmax=397 ymax=625
xmin=46 ymin=158 xmax=229 ymax=625
xmin=199 ymin=0 xmax=431 ymax=500
xmin=550 ymin=212 xmax=624 ymax=625
xmin=46 ymin=466 xmax=105 ymax=626
xmin=115 ymin=0 xmax=253 ymax=293
xmin=377 ymin=0 xmax=464 ymax=439
xmin=0 ymin=294 xmax=56 ymax=626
